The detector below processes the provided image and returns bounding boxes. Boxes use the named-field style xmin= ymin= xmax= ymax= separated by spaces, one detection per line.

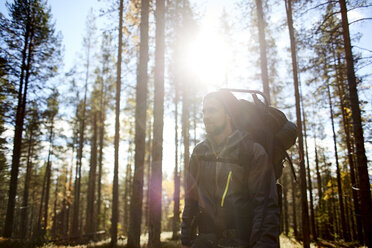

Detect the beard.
xmin=205 ymin=118 xmax=227 ymax=136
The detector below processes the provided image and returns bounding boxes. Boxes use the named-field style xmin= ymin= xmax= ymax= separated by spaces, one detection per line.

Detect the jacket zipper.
xmin=220 ymin=170 xmax=232 ymax=207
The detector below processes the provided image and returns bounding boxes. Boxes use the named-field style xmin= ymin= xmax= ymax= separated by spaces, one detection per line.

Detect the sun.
xmin=183 ymin=22 xmax=233 ymax=89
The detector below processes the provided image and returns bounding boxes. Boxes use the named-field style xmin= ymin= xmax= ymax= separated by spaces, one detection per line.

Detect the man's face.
xmin=203 ymin=97 xmax=229 ymax=136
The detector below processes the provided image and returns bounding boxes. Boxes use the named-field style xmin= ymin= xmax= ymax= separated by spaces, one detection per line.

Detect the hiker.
xmin=181 ymin=90 xmax=280 ymax=248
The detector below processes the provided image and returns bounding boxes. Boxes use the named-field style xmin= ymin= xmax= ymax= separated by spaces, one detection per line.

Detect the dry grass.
xmin=0 ymin=233 xmax=367 ymax=248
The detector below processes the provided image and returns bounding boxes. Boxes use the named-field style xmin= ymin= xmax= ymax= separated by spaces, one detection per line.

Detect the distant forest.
xmin=0 ymin=0 xmax=371 ymax=247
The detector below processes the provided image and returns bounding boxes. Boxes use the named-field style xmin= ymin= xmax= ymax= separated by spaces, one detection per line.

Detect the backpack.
xmin=220 ymin=88 xmax=298 ymax=180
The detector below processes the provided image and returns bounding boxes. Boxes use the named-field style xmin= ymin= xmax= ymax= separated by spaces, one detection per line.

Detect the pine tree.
xmin=111 ymin=0 xmax=124 ymax=245
xmin=19 ymin=101 xmax=42 ymax=239
xmin=128 ymin=0 xmax=149 ymax=246
xmin=337 ymin=0 xmax=372 ymax=245
xmin=148 ymin=0 xmax=165 ymax=246
xmin=1 ymin=0 xmax=61 ymax=237
xmin=284 ymin=0 xmax=310 ymax=246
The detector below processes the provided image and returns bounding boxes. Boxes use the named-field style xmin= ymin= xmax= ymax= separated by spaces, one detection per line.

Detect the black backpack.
xmin=220 ymin=88 xmax=298 ymax=180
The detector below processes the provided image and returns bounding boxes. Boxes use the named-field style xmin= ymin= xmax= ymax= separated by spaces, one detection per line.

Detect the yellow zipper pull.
xmin=221 ymin=171 xmax=232 ymax=207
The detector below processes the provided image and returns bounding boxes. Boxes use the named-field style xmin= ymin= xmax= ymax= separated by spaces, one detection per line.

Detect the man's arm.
xmin=248 ymin=143 xmax=280 ymax=248
xmin=181 ymin=154 xmax=199 ymax=247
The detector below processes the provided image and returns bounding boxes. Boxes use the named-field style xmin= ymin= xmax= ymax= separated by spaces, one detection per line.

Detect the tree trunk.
xmin=128 ymin=0 xmax=149 ymax=246
xmin=254 ymin=0 xmax=270 ymax=103
xmin=284 ymin=0 xmax=310 ymax=246
xmin=20 ymin=129 xmax=35 ymax=239
xmin=338 ymin=0 xmax=372 ymax=245
xmin=148 ymin=0 xmax=165 ymax=246
xmin=326 ymin=82 xmax=349 ymax=241
xmin=291 ymin=171 xmax=297 ymax=238
xmin=97 ymin=113 xmax=104 ymax=232
xmin=314 ymin=139 xmax=323 ymax=237
xmin=123 ymin=137 xmax=133 ymax=235
xmin=302 ymin=106 xmax=316 ymax=240
xmin=51 ymin=176 xmax=59 ymax=239
xmin=3 ymin=17 xmax=33 ymax=238
xmin=86 ymin=111 xmax=98 ymax=240
xmin=97 ymin=65 xmax=106 ymax=233
xmin=144 ymin=116 xmax=152 ymax=233
xmin=283 ymin=172 xmax=289 ymax=236
xmin=71 ymin=68 xmax=89 ymax=241
xmin=334 ymin=51 xmax=364 ymax=244
xmin=172 ymin=69 xmax=180 ymax=240
xmin=43 ymin=118 xmax=55 ymax=234
xmin=111 ymin=0 xmax=124 ymax=245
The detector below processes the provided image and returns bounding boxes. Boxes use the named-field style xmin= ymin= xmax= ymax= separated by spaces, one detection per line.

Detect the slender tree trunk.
xmin=72 ymin=72 xmax=89 ymax=240
xmin=314 ymin=138 xmax=323 ymax=237
xmin=65 ymin=148 xmax=74 ymax=237
xmin=111 ymin=0 xmax=124 ymax=246
xmin=86 ymin=112 xmax=98 ymax=240
xmin=254 ymin=0 xmax=270 ymax=103
xmin=291 ymin=172 xmax=297 ymax=238
xmin=36 ymin=161 xmax=47 ymax=238
xmin=326 ymin=82 xmax=349 ymax=241
xmin=335 ymin=53 xmax=364 ymax=244
xmin=314 ymin=139 xmax=322 ymax=204
xmin=61 ymin=153 xmax=73 ymax=238
xmin=331 ymin=179 xmax=339 ymax=240
xmin=4 ymin=19 xmax=32 ymax=238
xmin=43 ymin=120 xmax=55 ymax=233
xmin=144 ymin=116 xmax=152 ymax=233
xmin=51 ymin=176 xmax=59 ymax=239
xmin=302 ymin=108 xmax=317 ymax=240
xmin=283 ymin=172 xmax=289 ymax=236
xmin=20 ymin=129 xmax=35 ymax=239
xmin=172 ymin=74 xmax=180 ymax=240
xmin=148 ymin=0 xmax=165 ymax=246
xmin=96 ymin=123 xmax=105 ymax=233
xmin=338 ymin=0 xmax=372 ymax=245
xmin=128 ymin=0 xmax=149 ymax=246
xmin=123 ymin=136 xmax=133 ymax=235
xmin=97 ymin=117 xmax=104 ymax=232
xmin=284 ymin=0 xmax=310 ymax=246
xmin=97 ymin=74 xmax=106 ymax=233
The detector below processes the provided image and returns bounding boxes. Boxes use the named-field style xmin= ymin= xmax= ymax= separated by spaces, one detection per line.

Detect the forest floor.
xmin=0 ymin=233 xmax=366 ymax=248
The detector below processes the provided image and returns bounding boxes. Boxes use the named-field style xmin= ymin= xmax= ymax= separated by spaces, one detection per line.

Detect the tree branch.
xmin=349 ymin=18 xmax=372 ymax=25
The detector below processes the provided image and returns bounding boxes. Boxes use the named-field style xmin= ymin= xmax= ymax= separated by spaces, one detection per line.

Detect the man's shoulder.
xmin=192 ymin=139 xmax=210 ymax=155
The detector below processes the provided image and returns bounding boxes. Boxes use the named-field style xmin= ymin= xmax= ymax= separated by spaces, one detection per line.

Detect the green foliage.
xmin=0 ymin=0 xmax=62 ymax=86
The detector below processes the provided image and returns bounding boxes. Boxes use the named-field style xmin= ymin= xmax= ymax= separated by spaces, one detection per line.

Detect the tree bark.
xmin=283 ymin=172 xmax=289 ymax=236
xmin=336 ymin=73 xmax=363 ymax=243
xmin=338 ymin=0 xmax=372 ymax=245
xmin=326 ymin=82 xmax=349 ymax=241
xmin=20 ymin=128 xmax=35 ymax=239
xmin=172 ymin=67 xmax=180 ymax=240
xmin=123 ymin=137 xmax=133 ymax=235
xmin=128 ymin=0 xmax=149 ymax=246
xmin=71 ymin=56 xmax=89 ymax=241
xmin=284 ymin=0 xmax=310 ymax=246
xmin=148 ymin=0 xmax=165 ymax=246
xmin=111 ymin=0 xmax=124 ymax=245
xmin=301 ymin=96 xmax=317 ymax=241
xmin=291 ymin=171 xmax=297 ymax=238
xmin=3 ymin=13 xmax=32 ymax=238
xmin=254 ymin=0 xmax=270 ymax=103
xmin=86 ymin=111 xmax=98 ymax=240
xmin=314 ymin=138 xmax=323 ymax=237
